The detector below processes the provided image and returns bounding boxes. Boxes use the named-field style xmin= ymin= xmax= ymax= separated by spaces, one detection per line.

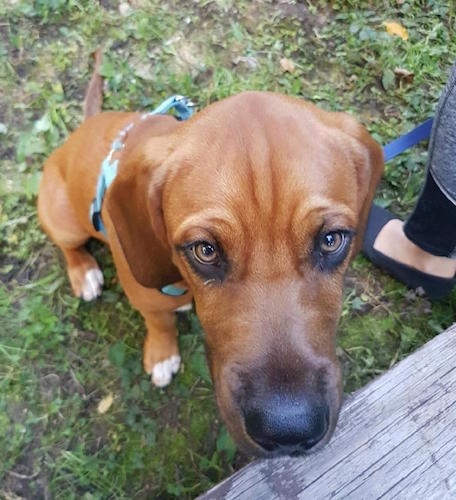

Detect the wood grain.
xmin=201 ymin=323 xmax=456 ymax=499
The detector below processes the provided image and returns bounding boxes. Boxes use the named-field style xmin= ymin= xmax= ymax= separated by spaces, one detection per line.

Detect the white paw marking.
xmin=151 ymin=355 xmax=181 ymax=388
xmin=174 ymin=302 xmax=193 ymax=313
xmin=81 ymin=268 xmax=104 ymax=301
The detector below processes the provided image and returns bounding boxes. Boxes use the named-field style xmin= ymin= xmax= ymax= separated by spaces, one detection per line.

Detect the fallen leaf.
xmin=394 ymin=67 xmax=414 ymax=85
xmin=97 ymin=393 xmax=114 ymax=414
xmin=383 ymin=21 xmax=409 ymax=41
xmin=233 ymin=56 xmax=259 ymax=69
xmin=280 ymin=57 xmax=295 ymax=73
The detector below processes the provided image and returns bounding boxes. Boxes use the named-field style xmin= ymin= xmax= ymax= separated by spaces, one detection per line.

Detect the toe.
xmin=81 ymin=268 xmax=104 ymax=301
xmin=151 ymin=355 xmax=181 ymax=387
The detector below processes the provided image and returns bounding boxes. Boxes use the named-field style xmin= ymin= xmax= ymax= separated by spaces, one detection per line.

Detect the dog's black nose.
xmin=244 ymin=393 xmax=329 ymax=453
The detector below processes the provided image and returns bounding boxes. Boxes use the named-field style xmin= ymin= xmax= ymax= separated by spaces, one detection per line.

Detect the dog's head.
xmin=106 ymin=92 xmax=383 ymax=456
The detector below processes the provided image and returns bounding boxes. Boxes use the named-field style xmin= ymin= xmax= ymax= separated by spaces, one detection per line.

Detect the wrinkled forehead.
xmin=163 ymin=105 xmax=361 ymax=241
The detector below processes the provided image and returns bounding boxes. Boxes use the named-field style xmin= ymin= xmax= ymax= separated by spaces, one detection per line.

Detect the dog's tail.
xmin=83 ymin=48 xmax=103 ymax=120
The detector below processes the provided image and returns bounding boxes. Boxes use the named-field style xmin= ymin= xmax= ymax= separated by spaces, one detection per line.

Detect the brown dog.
xmin=38 ymin=53 xmax=383 ymax=456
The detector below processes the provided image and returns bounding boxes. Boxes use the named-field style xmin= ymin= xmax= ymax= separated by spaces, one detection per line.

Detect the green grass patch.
xmin=1 ymin=0 xmax=455 ymax=497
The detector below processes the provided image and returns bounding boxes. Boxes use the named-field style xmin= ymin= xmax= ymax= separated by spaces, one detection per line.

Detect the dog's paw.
xmin=151 ymin=355 xmax=181 ymax=388
xmin=80 ymin=268 xmax=104 ymax=301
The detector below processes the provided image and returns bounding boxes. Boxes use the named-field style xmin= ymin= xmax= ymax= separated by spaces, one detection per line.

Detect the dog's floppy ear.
xmin=104 ymin=141 xmax=177 ymax=288
xmin=340 ymin=115 xmax=384 ymax=253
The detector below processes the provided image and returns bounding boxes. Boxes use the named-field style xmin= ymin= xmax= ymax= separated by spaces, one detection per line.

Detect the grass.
xmin=1 ymin=0 xmax=456 ymax=497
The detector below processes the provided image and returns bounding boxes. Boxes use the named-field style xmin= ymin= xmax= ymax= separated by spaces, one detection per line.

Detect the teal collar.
xmin=90 ymin=95 xmax=195 ymax=297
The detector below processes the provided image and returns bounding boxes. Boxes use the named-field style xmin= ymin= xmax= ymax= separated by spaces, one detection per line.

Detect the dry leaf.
xmin=97 ymin=393 xmax=114 ymax=414
xmin=233 ymin=56 xmax=259 ymax=69
xmin=383 ymin=21 xmax=409 ymax=41
xmin=394 ymin=67 xmax=414 ymax=85
xmin=280 ymin=57 xmax=295 ymax=73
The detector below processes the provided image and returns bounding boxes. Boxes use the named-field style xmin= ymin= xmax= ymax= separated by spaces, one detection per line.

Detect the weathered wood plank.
xmin=201 ymin=323 xmax=456 ymax=499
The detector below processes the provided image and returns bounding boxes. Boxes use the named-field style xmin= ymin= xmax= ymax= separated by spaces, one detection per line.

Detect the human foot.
xmin=362 ymin=205 xmax=456 ymax=298
xmin=374 ymin=218 xmax=456 ymax=279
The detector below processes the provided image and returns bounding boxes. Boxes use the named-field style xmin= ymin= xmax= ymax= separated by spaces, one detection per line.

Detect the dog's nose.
xmin=244 ymin=393 xmax=329 ymax=453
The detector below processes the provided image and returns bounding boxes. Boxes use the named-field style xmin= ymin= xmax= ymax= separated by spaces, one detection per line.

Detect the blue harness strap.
xmin=382 ymin=118 xmax=433 ymax=162
xmin=90 ymin=95 xmax=195 ymax=237
xmin=160 ymin=284 xmax=188 ymax=297
xmin=90 ymin=95 xmax=194 ymax=297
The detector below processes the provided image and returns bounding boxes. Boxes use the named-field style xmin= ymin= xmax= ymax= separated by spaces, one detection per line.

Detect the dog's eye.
xmin=192 ymin=241 xmax=219 ymax=265
xmin=320 ymin=232 xmax=344 ymax=254
xmin=182 ymin=240 xmax=228 ymax=283
xmin=313 ymin=229 xmax=353 ymax=272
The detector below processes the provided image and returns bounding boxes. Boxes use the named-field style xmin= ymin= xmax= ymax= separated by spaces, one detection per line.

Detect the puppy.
xmin=38 ymin=52 xmax=383 ymax=456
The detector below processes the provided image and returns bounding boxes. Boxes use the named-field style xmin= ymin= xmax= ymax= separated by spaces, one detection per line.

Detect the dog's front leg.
xmin=116 ymin=276 xmax=191 ymax=387
xmin=142 ymin=310 xmax=181 ymax=387
xmin=108 ymin=230 xmax=191 ymax=387
xmin=118 ymin=283 xmax=192 ymax=387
